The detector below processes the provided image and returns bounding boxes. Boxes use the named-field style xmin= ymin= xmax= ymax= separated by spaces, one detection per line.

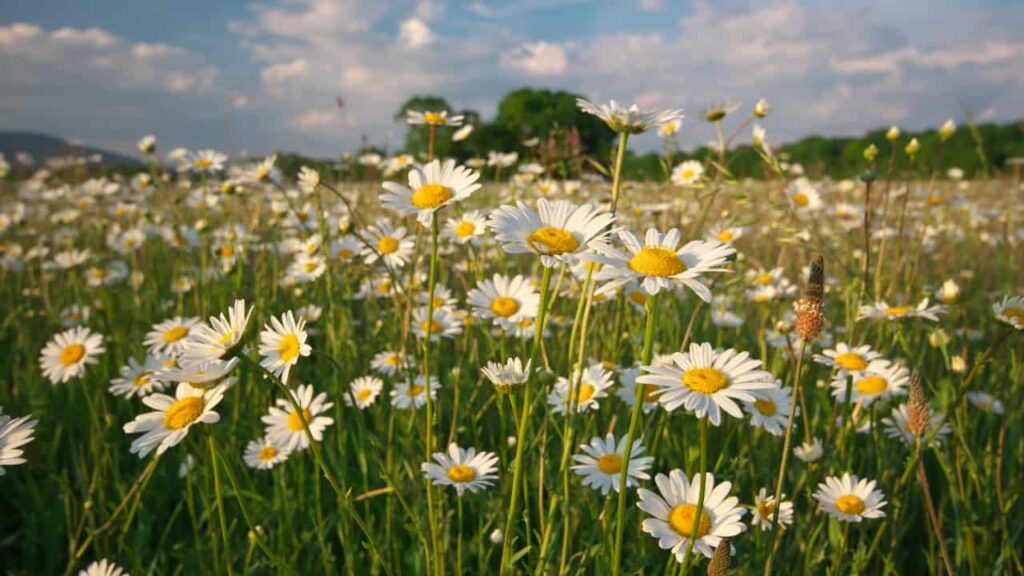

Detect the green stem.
xmin=680 ymin=418 xmax=709 ymax=573
xmin=209 ymin=435 xmax=235 ymax=576
xmin=609 ymin=132 xmax=630 ymax=215
xmin=422 ymin=212 xmax=442 ymax=576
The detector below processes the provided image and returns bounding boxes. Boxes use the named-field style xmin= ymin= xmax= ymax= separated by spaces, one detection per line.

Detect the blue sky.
xmin=1 ymin=0 xmax=1022 ymax=158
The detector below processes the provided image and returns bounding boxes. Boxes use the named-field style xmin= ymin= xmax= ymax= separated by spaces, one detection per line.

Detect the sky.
xmin=0 ymin=0 xmax=1022 ymax=159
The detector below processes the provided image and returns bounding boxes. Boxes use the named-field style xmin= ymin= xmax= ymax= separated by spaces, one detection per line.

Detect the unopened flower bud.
xmin=886 ymin=126 xmax=901 ymax=141
xmin=951 ymin=355 xmax=967 ymax=374
xmin=905 ymin=138 xmax=920 ymax=158
xmin=863 ymin=144 xmax=878 ymax=162
xmin=939 ymin=119 xmax=956 ymax=142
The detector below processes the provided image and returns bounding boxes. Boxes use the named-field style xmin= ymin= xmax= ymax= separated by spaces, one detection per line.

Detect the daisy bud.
xmin=951 ymin=355 xmax=967 ymax=374
xmin=489 ymin=528 xmax=504 ymax=544
xmin=753 ymin=98 xmax=770 ymax=118
xmin=906 ymin=370 xmax=930 ymax=439
xmin=794 ymin=255 xmax=826 ymax=341
xmin=863 ymin=143 xmax=878 ymax=162
xmin=927 ymin=329 xmax=949 ymax=349
xmin=939 ymin=119 xmax=956 ymax=142
xmin=886 ymin=126 xmax=901 ymax=141
xmin=707 ymin=538 xmax=731 ymax=576
xmin=905 ymin=138 xmax=920 ymax=158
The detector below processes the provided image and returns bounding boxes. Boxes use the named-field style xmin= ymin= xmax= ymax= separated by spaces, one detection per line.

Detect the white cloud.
xmin=261 ymin=58 xmax=309 ymax=97
xmin=291 ymin=109 xmax=340 ymax=130
xmin=502 ymin=41 xmax=569 ymax=76
xmin=637 ymin=0 xmax=665 ymax=12
xmin=398 ymin=17 xmax=435 ymax=48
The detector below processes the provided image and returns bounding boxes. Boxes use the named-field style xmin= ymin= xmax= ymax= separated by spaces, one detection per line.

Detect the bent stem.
xmin=610 ymin=293 xmax=658 ymax=576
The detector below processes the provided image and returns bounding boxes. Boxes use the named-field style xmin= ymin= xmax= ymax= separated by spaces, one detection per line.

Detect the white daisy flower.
xmin=750 ymin=487 xmax=793 ymax=531
xmin=78 ymin=559 xmax=128 ymax=576
xmin=444 ymin=210 xmax=488 ymax=245
xmin=179 ymin=299 xmax=253 ymax=367
xmin=159 ymin=358 xmax=239 ymax=386
xmin=0 ymin=407 xmax=38 ymax=475
xmin=830 ymin=360 xmax=909 ymax=407
xmin=59 ymin=304 xmax=91 ymax=328
xmin=298 ymin=166 xmax=320 ymax=194
xmin=576 ymin=98 xmax=683 ymax=134
xmin=591 ymin=228 xmax=734 ymax=302
xmin=123 ymin=382 xmax=227 ymax=458
xmin=262 ymin=383 xmax=334 ymax=453
xmin=882 ymin=404 xmax=952 ymax=446
xmin=109 ymin=354 xmax=170 ymax=398
xmin=786 ymin=178 xmax=823 ymax=212
xmin=362 ymin=221 xmax=415 ymax=269
xmin=391 ymin=376 xmax=440 ymax=410
xmin=144 ymin=316 xmax=201 ymax=356
xmin=331 ymin=235 xmax=363 ymax=262
xmin=344 ymin=376 xmax=384 ymax=409
xmin=480 ymin=357 xmax=530 ymax=393
xmin=708 ymin=224 xmax=744 ymax=245
xmin=467 ymin=274 xmax=539 ymax=329
xmin=39 ymin=326 xmax=105 ymax=384
xmin=813 ymin=473 xmax=887 ymax=522
xmin=258 ymin=311 xmax=311 ymax=382
xmin=742 ymin=383 xmax=794 ymax=436
xmin=243 ymin=435 xmax=290 ymax=470
xmin=547 ymin=363 xmax=615 ymax=415
xmin=422 ymin=443 xmax=499 ymax=496
xmin=371 ymin=350 xmax=412 ymax=376
xmin=671 ymin=160 xmax=704 ymax=187
xmin=406 ymin=109 xmax=464 ymax=127
xmin=794 ymin=437 xmax=824 ymax=463
xmin=188 ymin=149 xmax=227 ymax=173
xmin=857 ymin=299 xmax=945 ymax=322
xmin=993 ymin=294 xmax=1024 ymax=329
xmin=616 ymin=366 xmax=659 ymax=414
xmin=637 ymin=470 xmax=747 ymax=561
xmin=381 ymin=159 xmax=481 ymax=226
xmin=966 ymin=391 xmax=1004 ymax=415
xmin=412 ymin=306 xmax=463 ymax=341
xmin=813 ymin=343 xmax=882 ymax=377
xmin=488 ymin=198 xmax=614 ymax=268
xmin=571 ymin=433 xmax=654 ymax=495
xmin=638 ymin=343 xmax=776 ymax=425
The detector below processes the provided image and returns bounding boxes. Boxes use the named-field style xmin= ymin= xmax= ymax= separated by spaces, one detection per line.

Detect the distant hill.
xmin=0 ymin=131 xmax=141 ymax=168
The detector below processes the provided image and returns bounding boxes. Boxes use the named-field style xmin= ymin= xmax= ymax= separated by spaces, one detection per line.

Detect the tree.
xmin=491 ymin=88 xmax=615 ymax=161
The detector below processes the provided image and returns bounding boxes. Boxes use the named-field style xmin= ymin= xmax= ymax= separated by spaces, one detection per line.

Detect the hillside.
xmin=0 ymin=131 xmax=141 ymax=168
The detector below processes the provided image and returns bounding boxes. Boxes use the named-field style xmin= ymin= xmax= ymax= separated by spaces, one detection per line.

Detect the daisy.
xmin=993 ymin=294 xmax=1024 ymax=329
xmin=362 ymin=221 xmax=415 ymax=269
xmin=381 ymin=159 xmax=481 ymax=226
xmin=109 ymin=354 xmax=169 ymax=398
xmin=262 ymin=383 xmax=334 ymax=452
xmin=344 ymin=376 xmax=384 ymax=409
xmin=591 ymin=228 xmax=734 ymax=302
xmin=467 ymin=274 xmax=539 ymax=329
xmin=857 ymin=299 xmax=945 ymax=322
xmin=422 ymin=443 xmax=499 ymax=496
xmin=144 ymin=316 xmax=201 ymax=356
xmin=159 ymin=358 xmax=239 ymax=386
xmin=742 ymin=383 xmax=794 ymax=436
xmin=576 ymin=98 xmax=683 ymax=134
xmin=39 ymin=326 xmax=105 ymax=384
xmin=371 ymin=350 xmax=412 ymax=376
xmin=659 ymin=118 xmax=682 ymax=138
xmin=298 ymin=166 xmax=320 ymax=194
xmin=813 ymin=473 xmax=887 ymax=522
xmin=882 ymin=404 xmax=952 ymax=446
xmin=966 ymin=391 xmax=1004 ymax=415
xmin=671 ymin=160 xmax=704 ymax=187
xmin=178 ymin=299 xmax=253 ymax=367
xmin=488 ymin=198 xmax=614 ymax=268
xmin=60 ymin=304 xmax=91 ymax=328
xmin=830 ymin=360 xmax=909 ymax=407
xmin=243 ymin=435 xmax=290 ymax=470
xmin=813 ymin=343 xmax=882 ymax=376
xmin=480 ymin=357 xmax=531 ymax=393
xmin=786 ymin=178 xmax=823 ymax=212
xmin=406 ymin=109 xmax=464 ymax=127
xmin=571 ymin=433 xmax=654 ymax=495
xmin=638 ymin=343 xmax=776 ymax=425
xmin=750 ymin=487 xmax=794 ymax=531
xmin=547 ymin=363 xmax=615 ymax=415
xmin=616 ymin=366 xmax=660 ymax=414
xmin=708 ymin=225 xmax=744 ymax=245
xmin=391 ymin=376 xmax=440 ymax=410
xmin=123 ymin=382 xmax=227 ymax=458
xmin=287 ymin=254 xmax=327 ymax=283
xmin=637 ymin=470 xmax=746 ymax=561
xmin=444 ymin=210 xmax=488 ymax=246
xmin=188 ymin=149 xmax=227 ymax=173
xmin=258 ymin=311 xmax=311 ymax=382
xmin=412 ymin=306 xmax=463 ymax=341
xmin=794 ymin=437 xmax=824 ymax=463
xmin=0 ymin=407 xmax=38 ymax=475
xmin=78 ymin=559 xmax=128 ymax=576
xmin=331 ymin=235 xmax=363 ymax=261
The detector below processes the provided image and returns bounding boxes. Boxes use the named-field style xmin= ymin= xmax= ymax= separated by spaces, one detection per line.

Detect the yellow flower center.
xmin=526 ymin=227 xmax=579 ymax=256
xmin=304 ymin=262 xmax=318 ymax=273
xmin=378 ymin=236 xmax=399 ymax=254
xmin=193 ymin=158 xmax=212 ymax=168
xmin=834 ymin=352 xmax=867 ymax=371
xmin=377 ymin=281 xmax=392 ymax=294
xmin=754 ymin=273 xmax=774 ymax=285
xmin=855 ymin=375 xmax=888 ymax=395
xmin=793 ymin=192 xmax=809 ymax=206
xmin=455 ymin=221 xmax=476 ymax=237
xmin=163 ymin=325 xmax=188 ymax=343
xmin=411 ymin=184 xmax=453 ymax=210
xmin=385 ymin=355 xmax=400 ymax=366
xmin=278 ymin=334 xmax=301 ymax=362
xmin=717 ymin=230 xmax=733 ymax=242
xmin=642 ymin=384 xmax=660 ymax=403
xmin=668 ymin=504 xmax=712 ymax=539
xmin=259 ymin=446 xmax=278 ymax=461
xmin=574 ymin=383 xmax=595 ymax=404
xmin=163 ymin=396 xmax=205 ymax=430
xmin=356 ymin=388 xmax=373 ymax=401
xmin=60 ymin=344 xmax=86 ymax=366
xmin=421 ymin=320 xmax=443 ymax=335
xmin=629 ymin=291 xmax=647 ymax=305
xmin=338 ymin=248 xmax=354 ymax=258
xmin=1002 ymin=307 xmax=1024 ymax=324
xmin=217 ymin=329 xmax=236 ymax=345
xmin=754 ymin=398 xmax=777 ymax=416
xmin=133 ymin=372 xmax=152 ymax=387
xmin=683 ymin=367 xmax=728 ymax=394
xmin=447 ymin=464 xmax=476 ymax=483
xmin=836 ymin=494 xmax=865 ymax=516
xmin=423 ymin=112 xmax=446 ymax=125
xmin=754 ymin=294 xmax=771 ymax=303
xmin=491 ymin=296 xmax=520 ymax=318
xmin=756 ymin=499 xmax=775 ymax=519
xmin=596 ymin=454 xmax=623 ymax=474
xmin=287 ymin=408 xmax=313 ymax=431
xmin=629 ymin=247 xmax=686 ymax=277
xmin=928 ymin=195 xmax=942 ymax=206
xmin=885 ymin=306 xmax=911 ymax=317
xmin=220 ymin=245 xmax=234 ymax=258
xmin=407 ymin=384 xmax=424 ymax=397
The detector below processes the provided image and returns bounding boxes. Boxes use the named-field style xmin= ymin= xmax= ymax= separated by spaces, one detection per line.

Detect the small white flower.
xmin=0 ymin=407 xmax=38 ymax=475
xmin=422 ymin=443 xmax=499 ymax=496
xmin=571 ymin=433 xmax=654 ymax=495
xmin=750 ymin=487 xmax=793 ymax=531
xmin=243 ymin=436 xmax=291 ymax=470
xmin=813 ymin=472 xmax=887 ymax=522
xmin=794 ymin=437 xmax=823 ymax=463
xmin=39 ymin=326 xmax=105 ymax=384
xmin=258 ymin=311 xmax=312 ymax=382
xmin=480 ymin=357 xmax=530 ymax=392
xmin=344 ymin=376 xmax=384 ymax=409
xmin=123 ymin=382 xmax=227 ymax=458
xmin=261 ymin=383 xmax=334 ymax=452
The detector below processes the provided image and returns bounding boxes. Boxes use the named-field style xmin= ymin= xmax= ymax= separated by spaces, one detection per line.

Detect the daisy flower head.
xmin=344 ymin=375 xmax=384 ymax=409
xmin=592 ymin=228 xmax=735 ymax=301
xmin=144 ymin=316 xmax=200 ymax=356
xmin=78 ymin=559 xmax=128 ymax=576
xmin=489 ymin=198 xmax=614 ymax=268
xmin=109 ymin=354 xmax=170 ymax=398
xmin=381 ymin=159 xmax=481 ymax=226
xmin=571 ymin=433 xmax=654 ymax=495
xmin=371 ymin=350 xmax=412 ymax=376
xmin=813 ymin=473 xmax=887 ymax=522
xmin=262 ymin=383 xmax=334 ymax=452
xmin=391 ymin=375 xmax=440 ymax=410
xmin=638 ymin=343 xmax=776 ymax=425
xmin=830 ymin=360 xmax=909 ymax=407
xmin=637 ymin=470 xmax=746 ymax=561
xmin=708 ymin=224 xmax=744 ymax=245
xmin=444 ymin=209 xmax=488 ymax=245
xmin=786 ymin=178 xmax=823 ymax=213
xmin=362 ymin=221 xmax=415 ymax=269
xmin=993 ymin=294 xmax=1024 ymax=329
xmin=480 ymin=357 xmax=531 ymax=393
xmin=179 ymin=299 xmax=253 ymax=367
xmin=243 ymin=435 xmax=290 ymax=470
xmin=159 ymin=358 xmax=239 ymax=387
xmin=576 ymin=98 xmax=683 ymax=134
xmin=467 ymin=274 xmax=539 ymax=329
xmin=743 ymin=383 xmax=794 ymax=436
xmin=123 ymin=382 xmax=227 ymax=458
xmin=331 ymin=235 xmax=362 ymax=262
xmin=966 ymin=391 xmax=1004 ymax=415
xmin=413 ymin=306 xmax=463 ymax=341
xmin=750 ymin=487 xmax=793 ymax=531
xmin=258 ymin=310 xmax=311 ymax=382
xmin=794 ymin=437 xmax=824 ymax=463
xmin=703 ymin=99 xmax=741 ymax=122
xmin=813 ymin=343 xmax=882 ymax=377
xmin=547 ymin=363 xmax=615 ymax=415
xmin=616 ymin=366 xmax=660 ymax=414
xmin=406 ymin=109 xmax=464 ymax=127
xmin=39 ymin=326 xmax=105 ymax=384
xmin=659 ymin=118 xmax=683 ymax=138
xmin=671 ymin=160 xmax=704 ymax=187
xmin=422 ymin=443 xmax=499 ymax=496
xmin=297 ymin=166 xmax=320 ymax=194
xmin=0 ymin=407 xmax=38 ymax=475
xmin=188 ymin=149 xmax=227 ymax=173
xmin=882 ymin=403 xmax=952 ymax=447
xmin=857 ymin=298 xmax=945 ymax=322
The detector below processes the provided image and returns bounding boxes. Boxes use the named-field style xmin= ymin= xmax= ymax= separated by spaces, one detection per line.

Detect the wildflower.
xmin=548 ymin=363 xmax=615 ymax=415
xmin=750 ymin=487 xmax=793 ymax=531
xmin=753 ymin=98 xmax=770 ymax=118
xmin=262 ymin=383 xmax=334 ymax=452
xmin=123 ymin=383 xmax=227 ymax=458
xmin=813 ymin=473 xmax=887 ymax=522
xmin=794 ymin=437 xmax=823 ymax=463
xmin=422 ymin=443 xmax=499 ymax=496
xmin=935 ymin=279 xmax=960 ymax=305
xmin=188 ymin=149 xmax=227 ymax=173
xmin=0 ymin=407 xmax=38 ymax=475
xmin=179 ymin=299 xmax=253 ymax=366
xmin=939 ymin=119 xmax=956 ymax=142
xmin=371 ymin=350 xmax=411 ymax=376
xmin=886 ymin=126 xmax=901 ymax=141
xmin=905 ymin=138 xmax=921 ymax=158
xmin=480 ymin=357 xmax=530 ymax=393
xmin=813 ymin=343 xmax=882 ymax=376
xmin=406 ymin=109 xmax=464 ymax=127
xmin=863 ymin=144 xmax=878 ymax=161
xmin=412 ymin=306 xmax=463 ymax=341
xmin=467 ymin=274 xmax=539 ymax=329
xmin=79 ymin=559 xmax=128 ymax=576
xmin=444 ymin=210 xmax=488 ymax=245
xmin=109 ymin=354 xmax=170 ymax=398
xmin=137 ymin=134 xmax=156 ymax=154
xmin=659 ymin=118 xmax=682 ymax=138
xmin=857 ymin=299 xmax=945 ymax=322
xmin=703 ymin=100 xmax=741 ymax=122
xmin=950 ymin=354 xmax=967 ymax=374
xmin=571 ymin=433 xmax=654 ymax=495
xmin=793 ymin=255 xmax=826 ymax=341
xmin=830 ymin=360 xmax=909 ymax=407
xmin=381 ymin=159 xmax=481 ymax=226
xmin=243 ymin=436 xmax=290 ymax=470
xmin=576 ymin=98 xmax=683 ymax=134
xmin=143 ymin=316 xmax=201 ymax=356
xmin=671 ymin=160 xmax=704 ymax=187
xmin=743 ymin=384 xmax=794 ymax=436
xmin=992 ymin=295 xmax=1024 ymax=329
xmin=39 ymin=327 xmax=105 ymax=384
xmin=616 ymin=366 xmax=660 ymax=414
xmin=258 ymin=311 xmax=311 ymax=382
xmin=298 ymin=166 xmax=320 ymax=194
xmin=344 ymin=376 xmax=384 ymax=409
xmin=453 ymin=124 xmax=474 ymax=141
xmin=882 ymin=404 xmax=951 ymax=447
xmin=966 ymin=391 xmax=1004 ymax=415
xmin=489 ymin=198 xmax=614 ymax=268
xmin=362 ymin=221 xmax=416 ymax=269
xmin=391 ymin=376 xmax=440 ymax=410
xmin=786 ymin=178 xmax=823 ymax=212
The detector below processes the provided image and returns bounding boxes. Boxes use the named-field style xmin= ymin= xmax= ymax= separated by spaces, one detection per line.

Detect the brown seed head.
xmin=794 ymin=255 xmax=826 ymax=341
xmin=906 ymin=370 xmax=930 ymax=438
xmin=707 ymin=538 xmax=731 ymax=576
